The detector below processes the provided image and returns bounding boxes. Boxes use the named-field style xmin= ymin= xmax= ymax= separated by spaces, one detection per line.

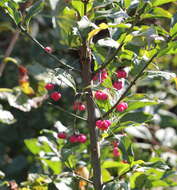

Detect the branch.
xmin=99 ymin=52 xmax=158 ymax=119
xmin=48 ymin=102 xmax=87 ymax=121
xmin=18 ymin=25 xmax=81 ymax=73
xmin=0 ymin=30 xmax=20 ymax=77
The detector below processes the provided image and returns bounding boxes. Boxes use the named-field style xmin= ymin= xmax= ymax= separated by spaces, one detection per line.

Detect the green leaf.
xmin=152 ymin=0 xmax=177 ymax=6
xmin=146 ymin=70 xmax=176 ymax=80
xmin=120 ymin=111 xmax=153 ymax=123
xmin=141 ymin=7 xmax=172 ymax=19
xmin=4 ymin=0 xmax=21 ymax=25
xmin=102 ymin=168 xmax=112 ymax=182
xmin=25 ymin=0 xmax=45 ymax=27
xmin=42 ymin=159 xmax=62 ymax=174
xmin=125 ymin=99 xmax=159 ymax=112
xmin=102 ymin=161 xmax=121 ymax=168
xmin=104 ymin=181 xmax=120 ymax=190
xmin=0 ymin=0 xmax=9 ymax=7
xmin=24 ymin=138 xmax=41 ymax=154
xmin=130 ymin=172 xmax=147 ymax=189
xmin=124 ymin=0 xmax=131 ymax=9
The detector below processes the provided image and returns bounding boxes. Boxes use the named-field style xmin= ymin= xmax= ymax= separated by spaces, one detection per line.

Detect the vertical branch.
xmin=81 ymin=1 xmax=102 ymax=189
xmin=0 ymin=30 xmax=20 ymax=77
xmin=81 ymin=45 xmax=102 ymax=190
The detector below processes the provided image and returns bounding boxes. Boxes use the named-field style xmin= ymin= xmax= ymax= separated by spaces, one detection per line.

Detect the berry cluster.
xmin=96 ymin=120 xmax=111 ymax=130
xmin=45 ymin=83 xmax=62 ymax=101
xmin=73 ymin=102 xmax=86 ymax=111
xmin=95 ymin=91 xmax=108 ymax=100
xmin=57 ymin=132 xmax=87 ymax=143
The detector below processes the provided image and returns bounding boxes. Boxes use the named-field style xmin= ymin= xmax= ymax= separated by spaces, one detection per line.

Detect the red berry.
xmin=50 ymin=92 xmax=61 ymax=101
xmin=116 ymin=102 xmax=128 ymax=112
xmin=44 ymin=46 xmax=53 ymax=54
xmin=78 ymin=104 xmax=86 ymax=111
xmin=73 ymin=102 xmax=86 ymax=111
xmin=113 ymin=81 xmax=123 ymax=90
xmin=96 ymin=120 xmax=111 ymax=130
xmin=95 ymin=91 xmax=108 ymax=100
xmin=18 ymin=65 xmax=28 ymax=75
xmin=45 ymin=83 xmax=54 ymax=91
xmin=77 ymin=134 xmax=87 ymax=143
xmin=69 ymin=135 xmax=78 ymax=143
xmin=113 ymin=147 xmax=120 ymax=157
xmin=101 ymin=70 xmax=108 ymax=80
xmin=116 ymin=69 xmax=127 ymax=79
xmin=57 ymin=132 xmax=67 ymax=139
xmin=93 ymin=73 xmax=99 ymax=81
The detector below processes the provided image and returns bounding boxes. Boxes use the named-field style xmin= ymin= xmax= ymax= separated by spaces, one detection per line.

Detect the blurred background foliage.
xmin=0 ymin=0 xmax=177 ymax=189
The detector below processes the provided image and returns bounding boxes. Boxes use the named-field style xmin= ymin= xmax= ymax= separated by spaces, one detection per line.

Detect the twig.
xmin=18 ymin=25 xmax=81 ymax=73
xmin=74 ymin=173 xmax=94 ymax=184
xmin=98 ymin=52 xmax=158 ymax=120
xmin=48 ymin=102 xmax=87 ymax=121
xmin=0 ymin=30 xmax=20 ymax=77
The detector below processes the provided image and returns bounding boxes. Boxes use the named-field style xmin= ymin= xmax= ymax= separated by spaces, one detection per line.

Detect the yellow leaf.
xmin=20 ymin=82 xmax=35 ymax=95
xmin=3 ymin=57 xmax=18 ymax=65
xmin=87 ymin=23 xmax=108 ymax=42
xmin=0 ymin=88 xmax=13 ymax=92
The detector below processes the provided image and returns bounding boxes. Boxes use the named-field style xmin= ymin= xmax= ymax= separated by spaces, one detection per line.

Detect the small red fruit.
xmin=18 ymin=65 xmax=28 ymax=76
xmin=45 ymin=83 xmax=54 ymax=91
xmin=69 ymin=135 xmax=78 ymax=143
xmin=113 ymin=81 xmax=123 ymax=90
xmin=113 ymin=147 xmax=120 ymax=157
xmin=116 ymin=69 xmax=127 ymax=79
xmin=44 ymin=46 xmax=53 ymax=54
xmin=50 ymin=92 xmax=61 ymax=101
xmin=78 ymin=104 xmax=86 ymax=111
xmin=96 ymin=120 xmax=111 ymax=130
xmin=95 ymin=91 xmax=108 ymax=100
xmin=77 ymin=134 xmax=87 ymax=143
xmin=57 ymin=132 xmax=67 ymax=139
xmin=116 ymin=102 xmax=128 ymax=112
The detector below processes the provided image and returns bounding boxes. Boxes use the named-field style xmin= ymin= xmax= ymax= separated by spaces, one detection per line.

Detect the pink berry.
xmin=116 ymin=102 xmax=128 ymax=112
xmin=69 ymin=135 xmax=78 ymax=143
xmin=116 ymin=69 xmax=127 ymax=79
xmin=101 ymin=70 xmax=108 ymax=80
xmin=96 ymin=120 xmax=111 ymax=131
xmin=77 ymin=134 xmax=87 ymax=143
xmin=44 ymin=46 xmax=53 ymax=54
xmin=57 ymin=132 xmax=67 ymax=139
xmin=113 ymin=147 xmax=120 ymax=157
xmin=78 ymin=104 xmax=86 ymax=111
xmin=50 ymin=92 xmax=61 ymax=101
xmin=95 ymin=91 xmax=108 ymax=100
xmin=113 ymin=81 xmax=123 ymax=90
xmin=45 ymin=83 xmax=54 ymax=91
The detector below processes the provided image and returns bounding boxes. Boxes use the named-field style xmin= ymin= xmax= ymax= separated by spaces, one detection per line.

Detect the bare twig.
xmin=48 ymin=102 xmax=87 ymax=121
xmin=0 ymin=30 xmax=20 ymax=77
xmin=18 ymin=25 xmax=81 ymax=73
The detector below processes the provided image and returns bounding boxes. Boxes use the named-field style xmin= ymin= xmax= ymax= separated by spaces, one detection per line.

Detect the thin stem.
xmin=18 ymin=25 xmax=81 ymax=73
xmin=99 ymin=52 xmax=158 ymax=120
xmin=48 ymin=102 xmax=87 ymax=121
xmin=0 ymin=30 xmax=20 ymax=77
